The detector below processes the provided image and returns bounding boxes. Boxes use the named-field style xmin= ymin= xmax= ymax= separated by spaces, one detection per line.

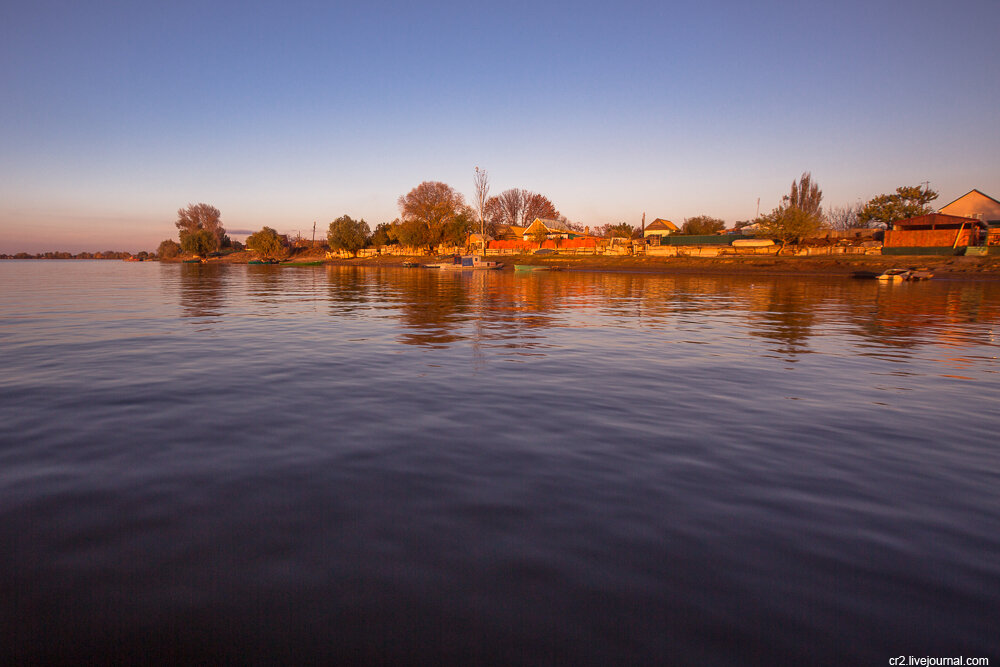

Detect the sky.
xmin=1 ymin=0 xmax=998 ymax=253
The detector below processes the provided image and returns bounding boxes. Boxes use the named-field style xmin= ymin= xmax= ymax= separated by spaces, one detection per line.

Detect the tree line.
xmin=159 ymin=170 xmax=943 ymax=259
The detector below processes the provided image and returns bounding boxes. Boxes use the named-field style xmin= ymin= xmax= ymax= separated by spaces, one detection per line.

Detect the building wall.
xmin=940 ymin=192 xmax=1000 ymax=221
xmin=884 ymin=228 xmax=975 ymax=247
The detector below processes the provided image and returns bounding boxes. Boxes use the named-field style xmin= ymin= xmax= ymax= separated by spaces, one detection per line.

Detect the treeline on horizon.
xmin=0 ymin=250 xmax=147 ymax=260
xmin=4 ymin=173 xmax=940 ymax=258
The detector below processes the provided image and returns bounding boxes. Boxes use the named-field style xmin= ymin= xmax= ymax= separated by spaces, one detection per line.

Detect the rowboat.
xmin=514 ymin=264 xmax=549 ymax=271
xmin=280 ymin=260 xmax=324 ymax=266
xmin=877 ymin=268 xmax=934 ymax=282
xmin=248 ymin=258 xmax=280 ymax=265
xmin=877 ymin=269 xmax=909 ymax=281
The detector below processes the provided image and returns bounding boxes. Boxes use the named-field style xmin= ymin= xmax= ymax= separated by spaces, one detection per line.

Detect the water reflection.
xmin=173 ymin=265 xmax=1000 ymax=365
xmin=176 ymin=264 xmax=226 ymax=319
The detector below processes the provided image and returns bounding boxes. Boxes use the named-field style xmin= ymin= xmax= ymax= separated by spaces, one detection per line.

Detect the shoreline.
xmin=181 ymin=249 xmax=1000 ymax=280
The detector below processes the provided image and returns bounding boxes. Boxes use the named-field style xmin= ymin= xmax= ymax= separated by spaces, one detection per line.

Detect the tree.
xmin=531 ymin=226 xmax=549 ymax=245
xmin=393 ymin=218 xmax=433 ymax=250
xmin=858 ymin=185 xmax=938 ymax=227
xmin=179 ymin=229 xmax=217 ymax=256
xmin=371 ymin=222 xmax=396 ymax=248
xmin=397 ymin=181 xmax=469 ymax=251
xmin=473 ymin=167 xmax=489 ymax=246
xmin=755 ymin=208 xmax=821 ymax=251
xmin=595 ymin=222 xmax=635 ymax=239
xmin=327 ymin=215 xmax=371 ymax=257
xmin=176 ymin=203 xmax=225 ymax=251
xmin=756 ymin=172 xmax=824 ymax=250
xmin=681 ymin=215 xmax=726 ymax=235
xmin=522 ymin=192 xmax=559 ymax=225
xmin=157 ymin=239 xmax=181 ymax=259
xmin=784 ymin=172 xmax=822 ymax=218
xmin=485 ymin=188 xmax=559 ymax=229
xmin=826 ymin=203 xmax=865 ymax=230
xmin=246 ymin=226 xmax=284 ymax=257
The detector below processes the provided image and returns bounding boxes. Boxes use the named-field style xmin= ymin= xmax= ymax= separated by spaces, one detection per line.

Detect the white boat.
xmin=877 ymin=268 xmax=910 ymax=281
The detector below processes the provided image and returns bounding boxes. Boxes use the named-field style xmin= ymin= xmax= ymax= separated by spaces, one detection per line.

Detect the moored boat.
xmin=877 ymin=268 xmax=910 ymax=281
xmin=435 ymin=255 xmax=503 ymax=270
xmin=514 ymin=264 xmax=549 ymax=271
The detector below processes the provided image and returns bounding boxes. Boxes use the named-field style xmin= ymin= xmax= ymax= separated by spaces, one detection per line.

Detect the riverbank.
xmin=191 ymin=247 xmax=1000 ymax=279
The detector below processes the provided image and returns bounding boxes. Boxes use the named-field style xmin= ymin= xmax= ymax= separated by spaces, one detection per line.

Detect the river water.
xmin=1 ymin=261 xmax=998 ymax=665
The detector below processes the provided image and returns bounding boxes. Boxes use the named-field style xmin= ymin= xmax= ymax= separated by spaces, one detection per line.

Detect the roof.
xmin=528 ymin=218 xmax=570 ymax=232
xmin=939 ymin=189 xmax=1000 ymax=211
xmin=893 ymin=213 xmax=985 ymax=229
xmin=645 ymin=218 xmax=679 ymax=231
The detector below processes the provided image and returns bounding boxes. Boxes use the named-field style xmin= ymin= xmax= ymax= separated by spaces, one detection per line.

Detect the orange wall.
xmin=488 ymin=238 xmax=598 ymax=251
xmin=884 ymin=228 xmax=975 ymax=247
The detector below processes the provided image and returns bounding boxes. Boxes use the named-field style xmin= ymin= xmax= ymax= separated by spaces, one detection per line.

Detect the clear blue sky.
xmin=2 ymin=0 xmax=998 ymax=252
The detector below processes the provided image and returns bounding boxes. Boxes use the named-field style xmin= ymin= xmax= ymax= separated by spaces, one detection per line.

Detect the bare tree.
xmin=473 ymin=167 xmax=490 ymax=250
xmin=522 ymin=192 xmax=559 ymax=224
xmin=826 ymin=203 xmax=865 ymax=230
xmin=485 ymin=188 xmax=560 ymax=228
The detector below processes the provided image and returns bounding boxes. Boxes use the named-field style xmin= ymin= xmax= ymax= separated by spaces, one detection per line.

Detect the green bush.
xmin=246 ymin=227 xmax=284 ymax=257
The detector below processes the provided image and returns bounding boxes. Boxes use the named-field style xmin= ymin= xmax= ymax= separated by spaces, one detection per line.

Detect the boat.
xmin=183 ymin=258 xmax=204 ymax=264
xmin=876 ymin=268 xmax=934 ymax=282
xmin=280 ymin=260 xmax=324 ymax=267
xmin=514 ymin=264 xmax=549 ymax=271
xmin=402 ymin=261 xmax=419 ymax=268
xmin=877 ymin=268 xmax=909 ymax=281
xmin=248 ymin=258 xmax=280 ymax=265
xmin=434 ymin=255 xmax=504 ymax=270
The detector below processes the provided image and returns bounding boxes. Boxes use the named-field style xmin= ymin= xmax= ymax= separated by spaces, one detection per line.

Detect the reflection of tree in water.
xmin=384 ymin=269 xmax=474 ymax=348
xmin=245 ymin=265 xmax=285 ymax=312
xmin=325 ymin=266 xmax=372 ymax=315
xmin=748 ymin=281 xmax=817 ymax=357
xmin=178 ymin=263 xmax=226 ymax=319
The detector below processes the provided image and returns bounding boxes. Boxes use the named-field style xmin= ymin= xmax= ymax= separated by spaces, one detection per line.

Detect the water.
xmin=1 ymin=261 xmax=998 ymax=665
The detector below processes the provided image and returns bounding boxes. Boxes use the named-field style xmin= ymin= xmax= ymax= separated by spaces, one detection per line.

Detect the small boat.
xmin=877 ymin=268 xmax=910 ymax=281
xmin=402 ymin=261 xmax=419 ymax=268
xmin=514 ymin=264 xmax=549 ymax=271
xmin=877 ymin=268 xmax=935 ymax=282
xmin=280 ymin=260 xmax=324 ymax=267
xmin=248 ymin=258 xmax=280 ymax=265
xmin=183 ymin=258 xmax=204 ymax=264
xmin=435 ymin=255 xmax=504 ymax=270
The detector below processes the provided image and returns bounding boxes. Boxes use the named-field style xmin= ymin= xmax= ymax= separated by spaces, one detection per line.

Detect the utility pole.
xmin=312 ymin=221 xmax=316 ymax=246
xmin=756 ymin=197 xmax=760 ymax=218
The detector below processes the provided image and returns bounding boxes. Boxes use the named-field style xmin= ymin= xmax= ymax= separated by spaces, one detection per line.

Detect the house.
xmin=883 ymin=213 xmax=986 ymax=253
xmin=521 ymin=218 xmax=572 ymax=241
xmin=494 ymin=225 xmax=527 ymax=241
xmin=938 ymin=189 xmax=1000 ymax=224
xmin=643 ymin=218 xmax=679 ymax=240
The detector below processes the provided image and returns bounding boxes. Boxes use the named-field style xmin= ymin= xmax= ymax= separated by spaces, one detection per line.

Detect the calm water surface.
xmin=1 ymin=261 xmax=998 ymax=665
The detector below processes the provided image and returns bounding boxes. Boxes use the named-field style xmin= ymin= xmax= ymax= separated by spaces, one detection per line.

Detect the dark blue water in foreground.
xmin=1 ymin=261 xmax=998 ymax=665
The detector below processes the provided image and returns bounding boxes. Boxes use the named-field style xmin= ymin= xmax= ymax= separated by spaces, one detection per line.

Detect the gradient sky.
xmin=2 ymin=0 xmax=998 ymax=252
